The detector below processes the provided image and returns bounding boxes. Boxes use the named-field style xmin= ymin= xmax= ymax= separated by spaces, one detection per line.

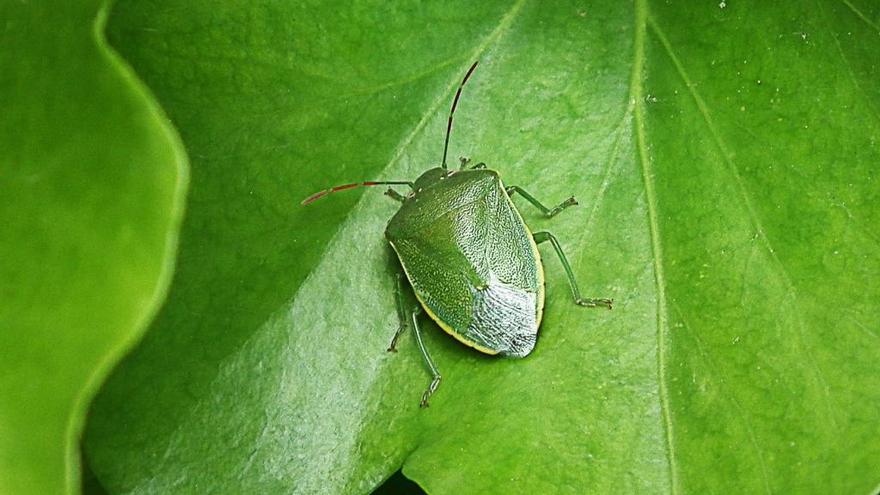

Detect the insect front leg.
xmin=384 ymin=188 xmax=407 ymax=203
xmin=506 ymin=186 xmax=577 ymax=218
xmin=532 ymin=231 xmax=613 ymax=309
xmin=458 ymin=157 xmax=486 ymax=170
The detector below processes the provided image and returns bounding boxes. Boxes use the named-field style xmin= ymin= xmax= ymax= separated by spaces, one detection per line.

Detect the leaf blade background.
xmin=0 ymin=1 xmax=188 ymax=494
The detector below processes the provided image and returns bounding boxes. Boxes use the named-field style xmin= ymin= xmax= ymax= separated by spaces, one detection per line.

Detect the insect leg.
xmin=387 ymin=276 xmax=442 ymax=405
xmin=532 ymin=231 xmax=613 ymax=309
xmin=410 ymin=307 xmax=442 ymax=408
xmin=384 ymin=188 xmax=407 ymax=203
xmin=459 ymin=157 xmax=487 ymax=170
xmin=506 ymin=186 xmax=578 ymax=218
xmin=387 ymin=274 xmax=409 ymax=352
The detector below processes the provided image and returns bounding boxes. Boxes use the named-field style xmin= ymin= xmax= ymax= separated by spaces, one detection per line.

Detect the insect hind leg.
xmin=387 ymin=274 xmax=409 ymax=351
xmin=387 ymin=274 xmax=443 ymax=407
xmin=410 ymin=306 xmax=442 ymax=408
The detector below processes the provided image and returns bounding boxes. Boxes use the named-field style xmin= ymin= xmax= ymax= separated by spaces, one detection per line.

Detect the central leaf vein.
xmin=631 ymin=1 xmax=679 ymax=494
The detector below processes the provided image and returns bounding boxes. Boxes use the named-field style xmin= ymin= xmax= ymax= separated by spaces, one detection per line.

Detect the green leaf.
xmin=0 ymin=1 xmax=187 ymax=494
xmin=84 ymin=0 xmax=880 ymax=493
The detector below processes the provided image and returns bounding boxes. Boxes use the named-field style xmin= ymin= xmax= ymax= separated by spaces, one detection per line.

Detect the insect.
xmin=303 ymin=61 xmax=612 ymax=407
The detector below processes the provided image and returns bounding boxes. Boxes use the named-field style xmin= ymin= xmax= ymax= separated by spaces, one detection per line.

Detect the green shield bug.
xmin=303 ymin=61 xmax=612 ymax=407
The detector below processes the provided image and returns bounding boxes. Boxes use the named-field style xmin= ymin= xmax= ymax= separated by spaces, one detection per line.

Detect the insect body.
xmin=386 ymin=168 xmax=544 ymax=358
xmin=303 ymin=62 xmax=612 ymax=407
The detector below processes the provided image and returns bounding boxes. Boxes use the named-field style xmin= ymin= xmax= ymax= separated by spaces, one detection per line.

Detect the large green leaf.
xmin=84 ymin=0 xmax=880 ymax=493
xmin=0 ymin=1 xmax=187 ymax=494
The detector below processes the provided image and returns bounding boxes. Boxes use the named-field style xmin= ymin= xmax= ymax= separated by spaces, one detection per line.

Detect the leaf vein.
xmin=670 ymin=303 xmax=773 ymax=495
xmin=818 ymin=0 xmax=880 ymax=125
xmin=631 ymin=2 xmax=679 ymax=494
xmin=579 ymin=106 xmax=631 ymax=243
xmin=647 ymin=15 xmax=842 ymax=429
xmin=841 ymin=0 xmax=880 ymax=34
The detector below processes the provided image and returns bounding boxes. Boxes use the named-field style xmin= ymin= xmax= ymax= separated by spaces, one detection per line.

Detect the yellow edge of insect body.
xmin=502 ymin=182 xmax=545 ymax=333
xmin=389 ymin=241 xmax=499 ymax=355
xmin=413 ymin=290 xmax=501 ymax=356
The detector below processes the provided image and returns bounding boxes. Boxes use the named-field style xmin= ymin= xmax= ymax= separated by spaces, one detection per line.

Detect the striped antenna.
xmin=441 ymin=61 xmax=479 ymax=169
xmin=301 ymin=180 xmax=413 ymax=206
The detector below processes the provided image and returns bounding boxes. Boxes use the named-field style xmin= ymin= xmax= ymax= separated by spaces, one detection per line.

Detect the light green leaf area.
xmin=0 ymin=1 xmax=187 ymax=495
xmin=85 ymin=0 xmax=880 ymax=493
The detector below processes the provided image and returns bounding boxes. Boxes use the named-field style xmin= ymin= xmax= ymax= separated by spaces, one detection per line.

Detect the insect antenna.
xmin=441 ymin=61 xmax=479 ymax=170
xmin=301 ymin=180 xmax=414 ymax=205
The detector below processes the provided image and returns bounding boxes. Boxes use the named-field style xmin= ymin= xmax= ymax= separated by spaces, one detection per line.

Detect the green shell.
xmin=385 ymin=169 xmax=544 ymax=357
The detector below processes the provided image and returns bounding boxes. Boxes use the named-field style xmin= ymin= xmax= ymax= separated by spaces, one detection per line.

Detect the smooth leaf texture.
xmin=0 ymin=1 xmax=187 ymax=494
xmin=85 ymin=0 xmax=880 ymax=493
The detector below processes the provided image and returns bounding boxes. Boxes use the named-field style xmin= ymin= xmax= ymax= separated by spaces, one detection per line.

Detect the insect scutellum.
xmin=302 ymin=61 xmax=612 ymax=408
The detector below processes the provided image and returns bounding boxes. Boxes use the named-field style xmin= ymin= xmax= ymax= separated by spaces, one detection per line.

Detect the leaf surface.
xmin=0 ymin=1 xmax=187 ymax=494
xmin=85 ymin=0 xmax=880 ymax=493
